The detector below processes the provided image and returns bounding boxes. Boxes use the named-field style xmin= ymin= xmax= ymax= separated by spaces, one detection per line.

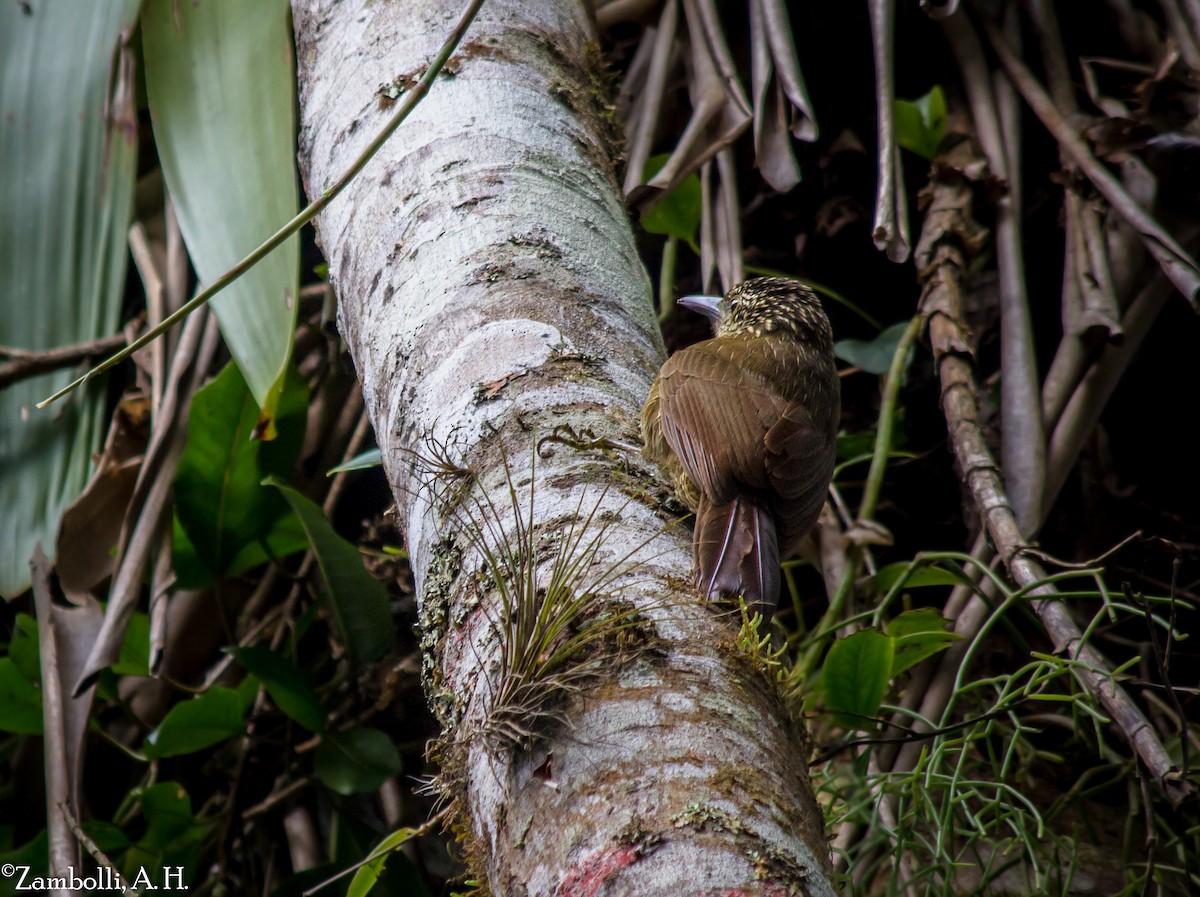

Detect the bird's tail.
xmin=694 ymin=496 xmax=780 ymax=623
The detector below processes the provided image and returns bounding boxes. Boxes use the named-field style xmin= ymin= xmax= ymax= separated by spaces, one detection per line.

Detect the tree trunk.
xmin=292 ymin=1 xmax=836 ymax=892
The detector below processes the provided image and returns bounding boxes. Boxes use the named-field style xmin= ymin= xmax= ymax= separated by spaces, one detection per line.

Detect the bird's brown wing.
xmin=655 ymin=340 xmax=787 ymax=502
xmin=657 ymin=336 xmax=836 ymax=549
xmin=763 ymin=397 xmax=837 ymax=552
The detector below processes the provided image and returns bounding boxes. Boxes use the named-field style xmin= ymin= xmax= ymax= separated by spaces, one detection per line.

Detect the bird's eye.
xmin=730 ymin=299 xmax=739 ymax=307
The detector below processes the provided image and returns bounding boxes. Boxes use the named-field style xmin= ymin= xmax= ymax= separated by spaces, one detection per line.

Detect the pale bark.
xmin=292 ymin=0 xmax=835 ymax=893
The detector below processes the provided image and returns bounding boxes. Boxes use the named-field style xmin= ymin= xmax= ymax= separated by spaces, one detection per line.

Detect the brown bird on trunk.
xmin=641 ymin=277 xmax=839 ymax=623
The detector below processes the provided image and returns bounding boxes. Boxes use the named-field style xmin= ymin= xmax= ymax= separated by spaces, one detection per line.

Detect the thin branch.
xmin=917 ymin=161 xmax=1194 ymax=807
xmin=944 ymin=9 xmax=1044 ymax=536
xmin=0 ymin=332 xmax=130 ymax=389
xmin=58 ymin=801 xmax=138 ymax=896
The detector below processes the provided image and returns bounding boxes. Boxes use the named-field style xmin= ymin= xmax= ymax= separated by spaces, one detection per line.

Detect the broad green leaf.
xmin=227 ymin=646 xmax=326 ymax=732
xmin=328 ymin=447 xmax=383 ymax=476
xmin=8 ymin=614 xmax=40 ymax=682
xmin=835 ymin=430 xmax=877 ymax=462
xmin=81 ymin=820 xmax=130 ymax=853
xmin=144 ymin=687 xmax=246 ymax=759
xmin=271 ymin=481 xmax=394 ymax=663
xmin=0 ymin=658 xmax=42 ymax=734
xmin=0 ymin=1 xmax=140 ymax=598
xmin=823 ymin=630 xmax=894 ymax=727
xmin=124 ymin=782 xmax=210 ymax=888
xmin=174 ymin=362 xmax=308 ymax=578
xmin=348 ymin=827 xmax=422 ymax=897
xmin=895 ymin=85 xmax=946 ymax=160
xmin=887 ymin=609 xmax=960 ymax=676
xmin=141 ymin=0 xmax=299 ymax=431
xmin=641 ymin=154 xmax=702 ymax=240
xmin=835 ymin=320 xmax=913 ymax=375
xmin=873 ymin=562 xmax=965 ymax=594
xmin=138 ymin=783 xmax=197 ymax=848
xmin=314 ymin=728 xmax=402 ymax=796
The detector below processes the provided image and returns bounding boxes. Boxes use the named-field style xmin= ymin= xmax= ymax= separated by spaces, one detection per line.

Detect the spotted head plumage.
xmin=680 ymin=277 xmax=833 ymax=347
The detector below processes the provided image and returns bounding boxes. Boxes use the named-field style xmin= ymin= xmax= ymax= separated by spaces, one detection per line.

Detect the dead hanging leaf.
xmin=750 ymin=0 xmax=817 ymax=193
xmin=633 ymin=0 xmax=751 ymax=210
xmin=55 ymin=394 xmax=150 ymax=598
xmin=31 ymin=546 xmax=103 ymax=878
xmin=621 ymin=0 xmax=680 ymax=196
xmin=869 ymin=0 xmax=910 ymax=262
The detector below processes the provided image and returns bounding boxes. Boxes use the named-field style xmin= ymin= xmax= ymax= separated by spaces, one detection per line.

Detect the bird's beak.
xmin=678 ymin=294 xmax=724 ymax=323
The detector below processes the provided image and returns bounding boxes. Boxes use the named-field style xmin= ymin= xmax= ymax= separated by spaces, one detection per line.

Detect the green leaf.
xmin=270 ymin=481 xmax=394 ymax=663
xmin=887 ymin=609 xmax=960 ymax=677
xmin=641 ymin=154 xmax=702 ymax=240
xmin=823 ymin=630 xmax=894 ymax=727
xmin=144 ymin=687 xmax=246 ymax=759
xmin=347 ymin=827 xmax=422 ymax=897
xmin=873 ymin=562 xmax=965 ymax=594
xmin=227 ymin=646 xmax=325 ymax=732
xmin=835 ymin=321 xmax=914 ymax=375
xmin=113 ymin=611 xmax=150 ymax=677
xmin=141 ymin=0 xmax=299 ymax=430
xmin=138 ymin=783 xmax=198 ymax=848
xmin=123 ymin=782 xmax=210 ymax=888
xmin=8 ymin=614 xmax=40 ymax=683
xmin=835 ymin=430 xmax=877 ymax=462
xmin=328 ymin=447 xmax=383 ymax=476
xmin=174 ymin=362 xmax=309 ymax=578
xmin=314 ymin=729 xmax=402 ymax=796
xmin=82 ymin=820 xmax=130 ymax=853
xmin=0 ymin=658 xmax=42 ymax=734
xmin=894 ymin=85 xmax=946 ymax=161
xmin=0 ymin=1 xmax=140 ymax=597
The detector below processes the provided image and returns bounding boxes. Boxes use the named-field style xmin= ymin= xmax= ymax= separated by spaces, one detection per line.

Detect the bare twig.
xmin=0 ymin=332 xmax=130 ymax=389
xmin=75 ymin=309 xmax=221 ymax=695
xmin=58 ymin=801 xmax=137 ymax=896
xmin=621 ymin=0 xmax=678 ymax=196
xmin=944 ymin=9 xmax=1044 ymax=536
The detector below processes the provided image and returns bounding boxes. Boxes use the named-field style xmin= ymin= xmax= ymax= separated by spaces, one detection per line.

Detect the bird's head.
xmin=679 ymin=277 xmax=832 ymax=347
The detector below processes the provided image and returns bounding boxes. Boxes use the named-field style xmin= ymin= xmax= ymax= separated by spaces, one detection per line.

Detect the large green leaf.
xmin=174 ymin=362 xmax=308 ymax=580
xmin=123 ymin=782 xmax=211 ymax=888
xmin=834 ymin=320 xmax=913 ymax=375
xmin=641 ymin=153 xmax=701 ymax=241
xmin=143 ymin=686 xmax=246 ymax=759
xmin=886 ymin=609 xmax=960 ymax=677
xmin=141 ymin=0 xmax=299 ymax=430
xmin=227 ymin=646 xmax=326 ymax=732
xmin=0 ymin=1 xmax=140 ymax=598
xmin=271 ymin=482 xmax=394 ymax=663
xmin=823 ymin=629 xmax=894 ymax=727
xmin=314 ymin=729 xmax=402 ymax=796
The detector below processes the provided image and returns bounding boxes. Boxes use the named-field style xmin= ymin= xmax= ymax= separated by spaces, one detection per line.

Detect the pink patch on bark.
xmin=555 ymin=845 xmax=640 ymax=897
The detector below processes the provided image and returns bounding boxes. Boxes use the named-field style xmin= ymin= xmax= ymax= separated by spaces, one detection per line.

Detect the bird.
xmin=641 ymin=276 xmax=839 ymax=624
